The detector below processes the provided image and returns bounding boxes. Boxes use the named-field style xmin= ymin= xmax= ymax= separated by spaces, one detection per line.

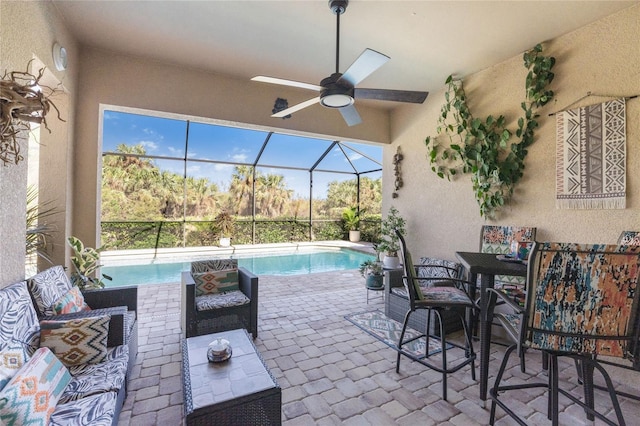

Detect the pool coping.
xmin=101 ymin=240 xmax=376 ymax=267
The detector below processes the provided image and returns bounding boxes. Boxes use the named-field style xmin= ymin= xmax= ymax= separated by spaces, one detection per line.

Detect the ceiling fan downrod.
xmin=329 ymin=0 xmax=348 ymax=74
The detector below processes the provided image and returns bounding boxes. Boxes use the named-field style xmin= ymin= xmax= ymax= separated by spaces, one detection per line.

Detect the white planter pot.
xmin=349 ymin=230 xmax=361 ymax=242
xmin=219 ymin=237 xmax=231 ymax=247
xmin=383 ymin=255 xmax=400 ymax=269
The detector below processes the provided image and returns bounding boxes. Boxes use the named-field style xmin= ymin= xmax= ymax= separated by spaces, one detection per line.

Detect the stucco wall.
xmin=0 ymin=1 xmax=78 ymax=287
xmin=385 ymin=4 xmax=640 ymax=260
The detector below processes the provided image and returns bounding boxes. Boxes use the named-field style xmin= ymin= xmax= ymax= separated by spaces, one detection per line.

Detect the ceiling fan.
xmin=251 ymin=0 xmax=429 ymax=126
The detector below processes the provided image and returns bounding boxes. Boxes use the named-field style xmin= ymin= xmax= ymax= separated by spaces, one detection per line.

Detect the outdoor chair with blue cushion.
xmin=181 ymin=259 xmax=259 ymax=339
xmin=395 ymin=229 xmax=478 ymax=400
xmin=488 ymin=242 xmax=640 ymax=426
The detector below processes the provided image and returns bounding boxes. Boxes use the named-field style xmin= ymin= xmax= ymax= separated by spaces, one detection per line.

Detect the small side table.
xmin=182 ymin=328 xmax=281 ymax=425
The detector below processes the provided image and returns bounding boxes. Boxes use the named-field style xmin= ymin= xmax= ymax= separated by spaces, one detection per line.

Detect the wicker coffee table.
xmin=182 ymin=328 xmax=281 ymax=425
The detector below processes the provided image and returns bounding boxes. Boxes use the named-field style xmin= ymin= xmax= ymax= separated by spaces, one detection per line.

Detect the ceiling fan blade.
xmin=339 ymin=48 xmax=390 ymax=87
xmin=355 ymin=88 xmax=429 ymax=104
xmin=339 ymin=104 xmax=362 ymax=127
xmin=252 ymin=76 xmax=322 ymax=92
xmin=271 ymin=97 xmax=320 ymax=118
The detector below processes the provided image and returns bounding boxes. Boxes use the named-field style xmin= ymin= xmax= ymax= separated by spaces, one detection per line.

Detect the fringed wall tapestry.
xmin=556 ymin=98 xmax=626 ymax=209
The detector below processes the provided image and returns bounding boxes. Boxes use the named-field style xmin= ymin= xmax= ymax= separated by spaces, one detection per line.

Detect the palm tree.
xmin=229 ymin=166 xmax=255 ymax=216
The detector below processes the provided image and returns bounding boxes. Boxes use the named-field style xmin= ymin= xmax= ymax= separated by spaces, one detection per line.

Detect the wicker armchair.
xmin=181 ymin=259 xmax=258 ymax=339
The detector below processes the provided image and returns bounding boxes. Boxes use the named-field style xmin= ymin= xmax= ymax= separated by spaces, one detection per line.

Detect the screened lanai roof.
xmin=102 ymin=109 xmax=382 ymax=177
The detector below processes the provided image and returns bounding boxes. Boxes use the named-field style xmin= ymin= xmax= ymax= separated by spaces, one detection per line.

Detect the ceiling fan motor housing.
xmin=329 ymin=0 xmax=348 ymax=15
xmin=320 ymin=73 xmax=354 ymax=108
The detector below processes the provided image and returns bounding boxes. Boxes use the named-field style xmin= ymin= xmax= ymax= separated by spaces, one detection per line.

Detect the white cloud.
xmin=140 ymin=141 xmax=158 ymax=151
xmin=168 ymin=146 xmax=183 ymax=156
xmin=231 ymin=153 xmax=248 ymax=162
xmin=214 ymin=163 xmax=233 ymax=171
xmin=103 ymin=111 xmax=117 ymax=121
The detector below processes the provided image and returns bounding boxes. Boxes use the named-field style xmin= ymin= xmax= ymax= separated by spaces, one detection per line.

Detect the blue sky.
xmin=102 ymin=110 xmax=382 ymax=198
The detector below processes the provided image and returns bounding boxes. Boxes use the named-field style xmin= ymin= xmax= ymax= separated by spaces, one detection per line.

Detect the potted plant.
xmin=342 ymin=207 xmax=361 ymax=242
xmin=67 ymin=236 xmax=112 ymax=290
xmin=377 ymin=206 xmax=407 ymax=269
xmin=359 ymin=259 xmax=384 ymax=289
xmin=214 ymin=211 xmax=235 ymax=247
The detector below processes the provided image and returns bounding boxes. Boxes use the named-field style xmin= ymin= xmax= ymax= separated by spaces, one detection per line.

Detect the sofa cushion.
xmin=0 ymin=340 xmax=31 ymax=391
xmin=52 ymin=286 xmax=91 ymax=315
xmin=60 ymin=345 xmax=128 ymax=403
xmin=50 ymin=391 xmax=118 ymax=426
xmin=196 ymin=290 xmax=250 ymax=311
xmin=0 ymin=281 xmax=40 ymax=353
xmin=0 ymin=347 xmax=71 ymax=426
xmin=40 ymin=315 xmax=110 ymax=367
xmin=28 ymin=266 xmax=73 ymax=317
xmin=193 ymin=269 xmax=239 ymax=296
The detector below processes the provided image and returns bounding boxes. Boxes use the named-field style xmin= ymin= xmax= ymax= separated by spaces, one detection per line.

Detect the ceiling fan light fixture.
xmin=321 ymin=93 xmax=354 ymax=108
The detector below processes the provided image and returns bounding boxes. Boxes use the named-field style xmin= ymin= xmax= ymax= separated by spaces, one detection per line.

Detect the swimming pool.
xmin=101 ymin=248 xmax=375 ymax=287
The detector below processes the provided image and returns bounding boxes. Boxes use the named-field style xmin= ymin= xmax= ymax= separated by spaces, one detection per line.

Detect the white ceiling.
xmin=52 ymin=0 xmax=636 ymax=111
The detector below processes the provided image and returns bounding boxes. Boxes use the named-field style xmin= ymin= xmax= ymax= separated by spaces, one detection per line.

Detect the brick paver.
xmin=118 ymin=270 xmax=640 ymax=425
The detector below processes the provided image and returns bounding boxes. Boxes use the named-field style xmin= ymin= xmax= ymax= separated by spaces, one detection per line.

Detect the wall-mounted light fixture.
xmin=52 ymin=43 xmax=67 ymax=71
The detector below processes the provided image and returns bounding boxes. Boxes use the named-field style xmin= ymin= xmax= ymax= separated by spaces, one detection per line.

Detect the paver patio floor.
xmin=118 ymin=270 xmax=640 ymax=425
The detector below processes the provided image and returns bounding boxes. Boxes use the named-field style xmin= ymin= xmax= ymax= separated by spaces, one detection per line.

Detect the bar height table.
xmin=455 ymin=251 xmax=527 ymax=405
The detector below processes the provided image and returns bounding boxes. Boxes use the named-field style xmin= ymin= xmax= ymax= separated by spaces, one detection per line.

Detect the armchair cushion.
xmin=40 ymin=315 xmax=110 ymax=367
xmin=0 ymin=347 xmax=71 ymax=426
xmin=196 ymin=290 xmax=250 ymax=311
xmin=192 ymin=269 xmax=239 ymax=296
xmin=51 ymin=287 xmax=91 ymax=315
xmin=28 ymin=266 xmax=73 ymax=317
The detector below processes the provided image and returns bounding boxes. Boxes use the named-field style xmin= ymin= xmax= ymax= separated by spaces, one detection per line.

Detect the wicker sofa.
xmin=0 ymin=273 xmax=137 ymax=425
xmin=384 ymin=257 xmax=465 ymax=336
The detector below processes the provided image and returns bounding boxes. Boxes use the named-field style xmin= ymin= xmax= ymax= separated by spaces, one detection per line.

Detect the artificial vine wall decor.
xmin=425 ymin=44 xmax=555 ymax=218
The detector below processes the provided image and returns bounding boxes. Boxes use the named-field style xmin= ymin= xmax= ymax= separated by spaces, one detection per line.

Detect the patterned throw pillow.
xmin=192 ymin=269 xmax=239 ymax=296
xmin=0 ymin=347 xmax=71 ymax=426
xmin=39 ymin=315 xmax=110 ymax=367
xmin=417 ymin=257 xmax=462 ymax=279
xmin=0 ymin=341 xmax=30 ymax=391
xmin=28 ymin=266 xmax=73 ymax=317
xmin=51 ymin=286 xmax=91 ymax=315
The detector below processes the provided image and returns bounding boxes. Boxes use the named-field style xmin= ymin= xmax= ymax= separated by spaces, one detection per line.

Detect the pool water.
xmin=102 ymin=248 xmax=374 ymax=287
